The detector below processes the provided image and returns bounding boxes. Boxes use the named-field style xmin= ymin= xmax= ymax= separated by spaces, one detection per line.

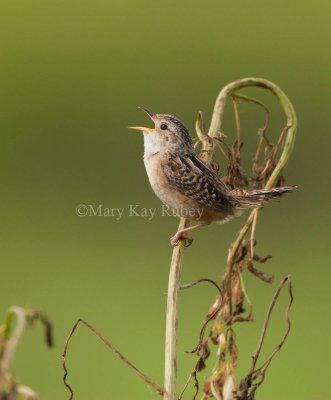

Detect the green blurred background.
xmin=0 ymin=1 xmax=329 ymax=399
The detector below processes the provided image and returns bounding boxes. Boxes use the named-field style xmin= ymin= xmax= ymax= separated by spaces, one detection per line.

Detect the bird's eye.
xmin=160 ymin=123 xmax=168 ymax=130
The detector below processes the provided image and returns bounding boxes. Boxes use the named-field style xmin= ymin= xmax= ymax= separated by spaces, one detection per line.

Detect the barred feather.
xmin=233 ymin=185 xmax=298 ymax=209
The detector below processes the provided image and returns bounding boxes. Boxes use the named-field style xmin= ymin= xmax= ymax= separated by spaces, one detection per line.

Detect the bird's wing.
xmin=162 ymin=153 xmax=235 ymax=212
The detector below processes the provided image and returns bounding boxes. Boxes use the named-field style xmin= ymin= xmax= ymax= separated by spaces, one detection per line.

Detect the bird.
xmin=129 ymin=107 xmax=297 ymax=246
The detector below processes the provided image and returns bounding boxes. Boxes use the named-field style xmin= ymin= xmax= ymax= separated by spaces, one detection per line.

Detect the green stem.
xmin=164 ymin=78 xmax=297 ymax=400
xmin=208 ymin=77 xmax=297 ymax=188
xmin=0 ymin=307 xmax=27 ymax=381
xmin=210 ymin=78 xmax=297 ymax=268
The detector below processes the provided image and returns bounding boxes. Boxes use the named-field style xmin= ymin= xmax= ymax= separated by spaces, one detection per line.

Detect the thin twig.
xmin=62 ymin=319 xmax=164 ymax=400
xmin=180 ymin=278 xmax=223 ymax=297
xmin=249 ymin=275 xmax=293 ymax=374
xmin=235 ymin=276 xmax=294 ymax=399
xmin=181 ymin=278 xmax=223 ymax=353
xmin=249 ymin=210 xmax=258 ymax=259
xmin=231 ymin=93 xmax=270 ymax=167
xmin=231 ymin=96 xmax=241 ymax=150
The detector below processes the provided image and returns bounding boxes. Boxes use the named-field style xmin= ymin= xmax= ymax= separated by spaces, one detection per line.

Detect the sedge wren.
xmin=130 ymin=107 xmax=296 ymax=246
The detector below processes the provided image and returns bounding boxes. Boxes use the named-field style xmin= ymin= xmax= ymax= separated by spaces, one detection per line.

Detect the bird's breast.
xmin=143 ymin=153 xmax=206 ymax=220
xmin=144 ymin=153 xmax=169 ymax=200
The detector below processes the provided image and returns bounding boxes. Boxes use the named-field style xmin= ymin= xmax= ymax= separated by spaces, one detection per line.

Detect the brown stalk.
xmin=62 ymin=319 xmax=164 ymax=399
xmin=164 ymin=78 xmax=297 ymax=400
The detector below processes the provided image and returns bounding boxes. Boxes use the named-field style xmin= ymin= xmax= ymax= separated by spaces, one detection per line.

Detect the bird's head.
xmin=129 ymin=107 xmax=194 ymax=154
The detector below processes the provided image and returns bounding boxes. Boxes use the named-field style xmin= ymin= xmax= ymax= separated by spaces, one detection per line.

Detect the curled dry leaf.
xmin=180 ymin=79 xmax=297 ymax=399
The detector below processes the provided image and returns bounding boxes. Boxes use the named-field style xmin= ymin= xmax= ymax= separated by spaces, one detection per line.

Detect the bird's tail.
xmin=233 ymin=185 xmax=298 ymax=209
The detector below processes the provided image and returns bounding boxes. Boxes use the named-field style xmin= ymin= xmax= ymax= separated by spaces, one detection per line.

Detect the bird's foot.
xmin=170 ymin=231 xmax=194 ymax=247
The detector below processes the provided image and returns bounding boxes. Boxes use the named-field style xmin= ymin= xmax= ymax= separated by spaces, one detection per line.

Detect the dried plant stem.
xmin=164 ymin=113 xmax=218 ymax=399
xmin=164 ymin=78 xmax=297 ymax=400
xmin=63 ymin=319 xmax=164 ymax=399
xmin=0 ymin=307 xmax=26 ymax=378
xmin=249 ymin=275 xmax=293 ymax=374
xmin=223 ymin=79 xmax=296 ymax=274
xmin=207 ymin=79 xmax=297 ymax=399
xmin=208 ymin=77 xmax=297 ymax=187
xmin=0 ymin=306 xmax=53 ymax=399
xmin=164 ymin=217 xmax=188 ymax=400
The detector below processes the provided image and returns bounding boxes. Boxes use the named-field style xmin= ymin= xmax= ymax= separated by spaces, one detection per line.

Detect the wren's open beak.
xmin=128 ymin=107 xmax=156 ymax=133
xmin=138 ymin=107 xmax=155 ymax=117
xmin=128 ymin=126 xmax=156 ymax=132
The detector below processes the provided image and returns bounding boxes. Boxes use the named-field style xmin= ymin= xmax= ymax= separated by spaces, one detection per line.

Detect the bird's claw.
xmin=170 ymin=233 xmax=194 ymax=247
xmin=184 ymin=237 xmax=194 ymax=247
